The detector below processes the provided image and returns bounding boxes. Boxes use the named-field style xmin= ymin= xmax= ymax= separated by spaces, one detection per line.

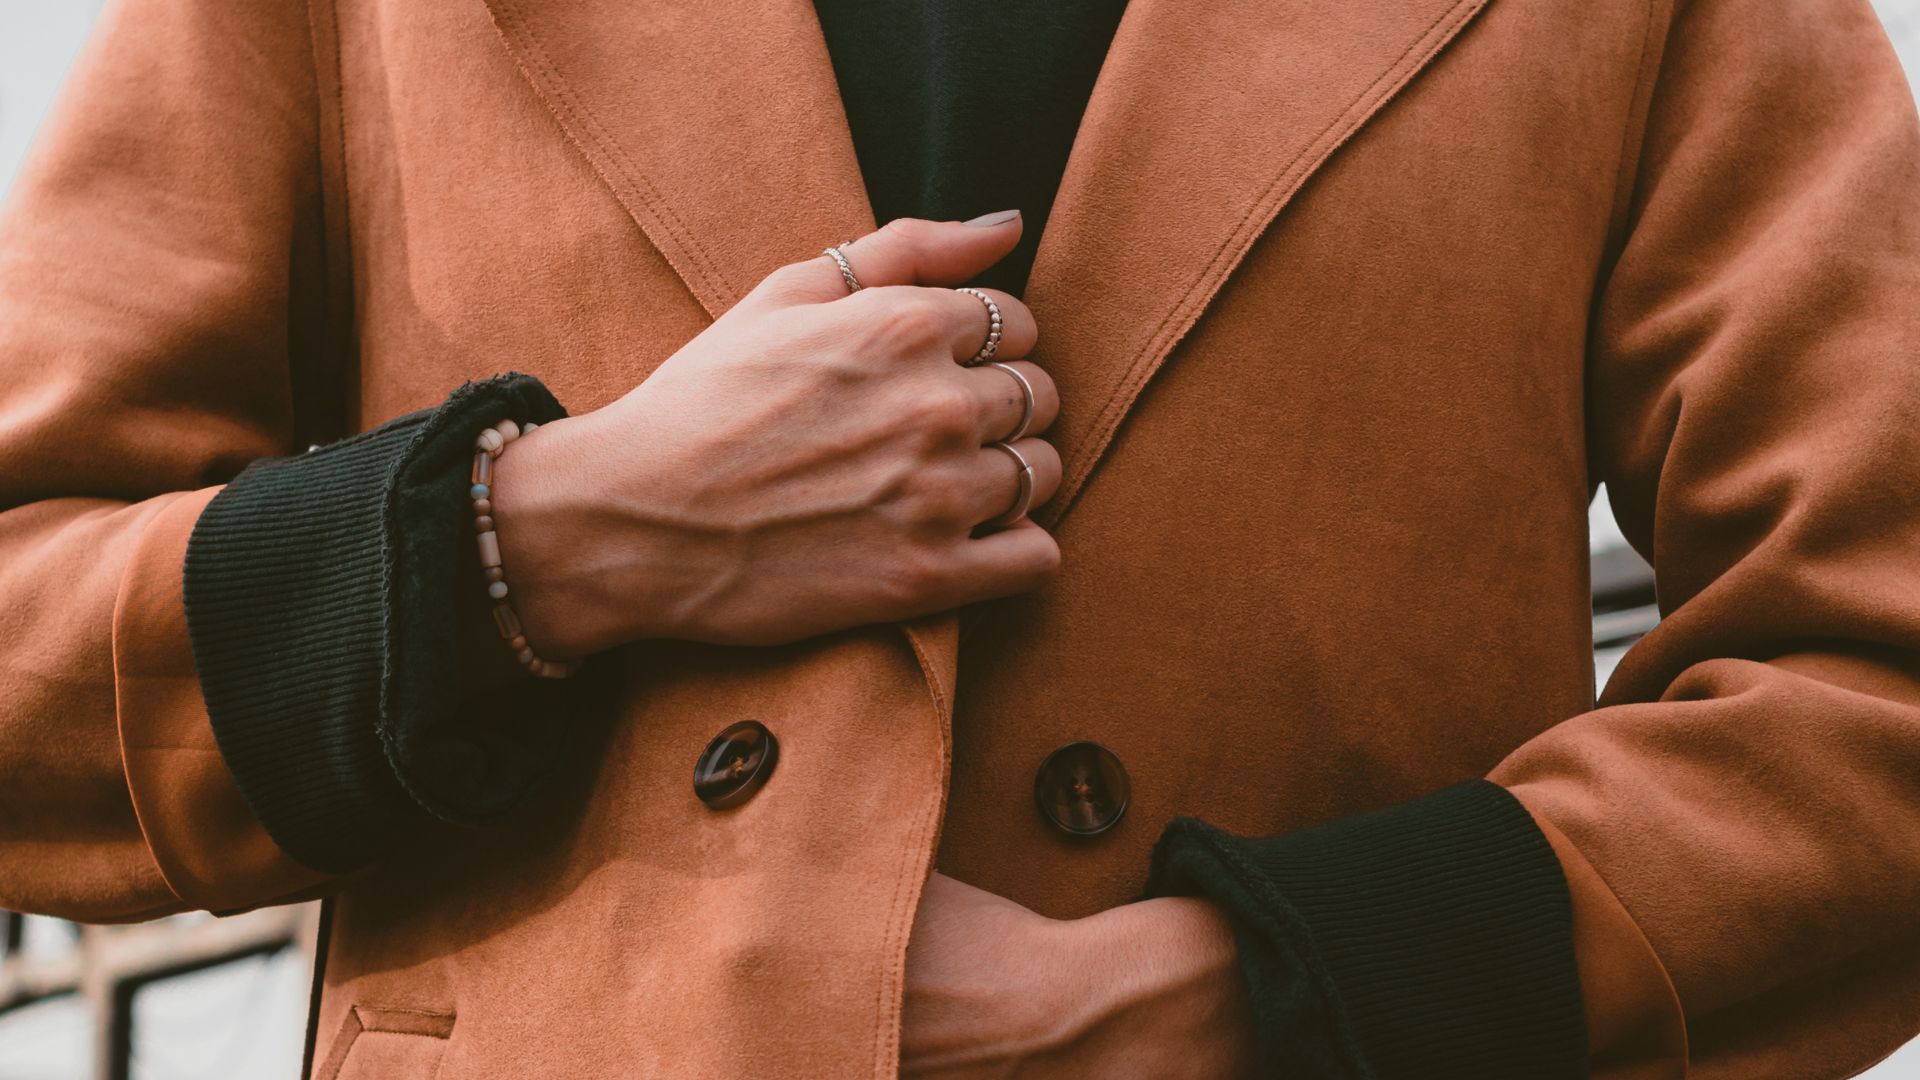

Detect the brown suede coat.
xmin=4 ymin=0 xmax=1920 ymax=1076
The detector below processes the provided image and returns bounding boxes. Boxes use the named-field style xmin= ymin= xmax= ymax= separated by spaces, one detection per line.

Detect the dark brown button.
xmin=1034 ymin=741 xmax=1130 ymax=836
xmin=695 ymin=721 xmax=778 ymax=810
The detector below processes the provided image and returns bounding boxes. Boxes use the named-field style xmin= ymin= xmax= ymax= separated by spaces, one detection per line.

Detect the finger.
xmin=958 ymin=360 xmax=1059 ymax=442
xmin=750 ymin=213 xmax=1025 ymax=305
xmin=942 ymin=518 xmax=1062 ymax=604
xmin=935 ymin=287 xmax=1036 ymax=364
xmin=966 ymin=437 xmax=1062 ymax=529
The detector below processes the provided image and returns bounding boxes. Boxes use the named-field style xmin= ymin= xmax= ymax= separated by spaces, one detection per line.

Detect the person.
xmin=2 ymin=0 xmax=1918 ymax=1076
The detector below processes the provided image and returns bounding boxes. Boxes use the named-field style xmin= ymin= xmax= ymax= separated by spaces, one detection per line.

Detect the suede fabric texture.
xmin=0 ymin=0 xmax=1917 ymax=1078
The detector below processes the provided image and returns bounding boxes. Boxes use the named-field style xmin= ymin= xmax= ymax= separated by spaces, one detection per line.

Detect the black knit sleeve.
xmin=1144 ymin=779 xmax=1589 ymax=1080
xmin=183 ymin=372 xmax=598 ymax=873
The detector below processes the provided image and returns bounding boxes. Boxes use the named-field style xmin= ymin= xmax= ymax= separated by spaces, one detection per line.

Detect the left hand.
xmin=900 ymin=872 xmax=1260 ymax=1079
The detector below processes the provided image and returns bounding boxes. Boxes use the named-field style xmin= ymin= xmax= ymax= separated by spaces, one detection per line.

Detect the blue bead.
xmin=470 ymin=483 xmax=491 ymax=500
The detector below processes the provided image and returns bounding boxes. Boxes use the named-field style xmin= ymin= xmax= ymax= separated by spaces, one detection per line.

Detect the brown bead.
xmin=515 ymin=645 xmax=536 ymax=665
xmin=473 ymin=498 xmax=492 ymax=516
xmin=508 ymin=634 xmax=528 ymax=651
xmin=494 ymin=418 xmax=521 ymax=445
xmin=477 ymin=530 xmax=502 ymax=568
xmin=474 ymin=515 xmax=495 ymax=534
xmin=471 ymin=452 xmax=493 ymax=486
xmin=485 ymin=566 xmax=505 ymax=583
xmin=492 ymin=604 xmax=523 ymax=639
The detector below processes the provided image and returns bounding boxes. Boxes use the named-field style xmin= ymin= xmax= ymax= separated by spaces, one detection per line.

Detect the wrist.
xmin=1043 ymin=899 xmax=1259 ymax=1078
xmin=487 ymin=411 xmax=675 ymax=656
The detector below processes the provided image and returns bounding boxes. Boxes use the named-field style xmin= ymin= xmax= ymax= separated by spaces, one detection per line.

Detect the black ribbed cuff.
xmin=184 ymin=373 xmax=580 ymax=873
xmin=1145 ymin=780 xmax=1587 ymax=1080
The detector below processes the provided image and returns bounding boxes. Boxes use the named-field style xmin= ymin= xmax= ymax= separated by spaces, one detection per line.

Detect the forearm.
xmin=1044 ymin=896 xmax=1259 ymax=1079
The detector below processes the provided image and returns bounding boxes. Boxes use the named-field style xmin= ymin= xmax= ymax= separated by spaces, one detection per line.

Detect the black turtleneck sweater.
xmin=813 ymin=0 xmax=1128 ymax=296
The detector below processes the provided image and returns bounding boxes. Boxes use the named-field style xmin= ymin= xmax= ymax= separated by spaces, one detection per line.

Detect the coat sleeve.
xmin=1147 ymin=1 xmax=1920 ymax=1076
xmin=0 ymin=0 xmax=327 ymax=919
xmin=0 ymin=0 xmax=598 ymax=920
xmin=1491 ymin=0 xmax=1920 ymax=1073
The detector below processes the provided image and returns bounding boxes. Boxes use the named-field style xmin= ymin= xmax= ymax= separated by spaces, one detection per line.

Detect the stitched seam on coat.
xmin=308 ymin=0 xmax=355 ymax=436
xmin=1601 ymin=0 xmax=1663 ymax=262
xmin=1044 ymin=0 xmax=1491 ymax=529
xmin=482 ymin=0 xmax=739 ymax=315
xmin=901 ymin=622 xmax=950 ymax=719
xmin=870 ymin=644 xmax=955 ymax=1077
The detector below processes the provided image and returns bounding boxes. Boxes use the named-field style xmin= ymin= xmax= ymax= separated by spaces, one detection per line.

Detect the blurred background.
xmin=3 ymin=0 xmax=1920 ymax=1076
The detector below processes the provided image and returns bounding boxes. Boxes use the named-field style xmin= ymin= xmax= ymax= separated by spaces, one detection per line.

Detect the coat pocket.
xmin=312 ymin=1004 xmax=456 ymax=1080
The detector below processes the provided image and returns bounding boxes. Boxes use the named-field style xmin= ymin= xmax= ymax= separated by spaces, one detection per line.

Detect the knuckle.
xmin=908 ymin=472 xmax=967 ymax=525
xmin=753 ymin=260 xmax=818 ymax=304
xmin=907 ymin=382 xmax=977 ymax=439
xmin=881 ymin=217 xmax=936 ymax=245
xmin=873 ymin=297 xmax=948 ymax=352
xmin=880 ymin=550 xmax=945 ymax=607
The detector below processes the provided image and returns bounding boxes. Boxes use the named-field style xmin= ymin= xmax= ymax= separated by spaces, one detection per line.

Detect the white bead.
xmin=477 ymin=530 xmax=502 ymax=568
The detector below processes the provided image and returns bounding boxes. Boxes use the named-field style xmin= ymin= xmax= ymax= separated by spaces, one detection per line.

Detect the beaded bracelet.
xmin=471 ymin=419 xmax=580 ymax=680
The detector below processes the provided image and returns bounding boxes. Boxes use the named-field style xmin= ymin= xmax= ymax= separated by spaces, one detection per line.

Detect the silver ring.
xmin=823 ymin=243 xmax=861 ymax=293
xmin=983 ymin=440 xmax=1035 ymax=528
xmin=955 ymin=287 xmax=1003 ymax=365
xmin=983 ymin=361 xmax=1035 ymax=442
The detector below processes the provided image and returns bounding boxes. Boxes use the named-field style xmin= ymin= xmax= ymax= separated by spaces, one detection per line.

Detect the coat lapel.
xmin=479 ymin=0 xmax=874 ymax=319
xmin=476 ymin=0 xmax=1492 ymax=702
xmin=481 ymin=0 xmax=1494 ymax=520
xmin=1024 ymin=0 xmax=1495 ymax=527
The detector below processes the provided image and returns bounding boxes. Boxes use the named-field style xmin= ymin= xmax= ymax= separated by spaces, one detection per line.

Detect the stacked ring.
xmin=983 ymin=441 xmax=1036 ymax=528
xmin=983 ymin=361 xmax=1036 ymax=442
xmin=822 ymin=243 xmax=861 ymax=293
xmin=955 ymin=287 xmax=1003 ymax=365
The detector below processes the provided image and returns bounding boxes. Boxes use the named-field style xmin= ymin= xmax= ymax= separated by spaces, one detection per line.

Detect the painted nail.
xmin=964 ymin=208 xmax=1021 ymax=228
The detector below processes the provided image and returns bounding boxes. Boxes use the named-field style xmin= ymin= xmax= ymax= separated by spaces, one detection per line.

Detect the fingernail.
xmin=964 ymin=209 xmax=1021 ymax=228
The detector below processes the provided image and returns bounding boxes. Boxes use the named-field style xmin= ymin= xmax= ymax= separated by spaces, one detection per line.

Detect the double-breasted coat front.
xmin=3 ymin=0 xmax=1920 ymax=1076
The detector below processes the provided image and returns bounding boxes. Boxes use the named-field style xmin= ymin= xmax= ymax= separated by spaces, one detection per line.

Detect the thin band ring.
xmin=983 ymin=361 xmax=1036 ymax=442
xmin=822 ymin=243 xmax=861 ymax=293
xmin=955 ymin=287 xmax=1003 ymax=365
xmin=983 ymin=440 xmax=1035 ymax=529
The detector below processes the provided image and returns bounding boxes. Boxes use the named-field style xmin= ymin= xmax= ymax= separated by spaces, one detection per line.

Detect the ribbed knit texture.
xmin=1147 ymin=780 xmax=1588 ymax=1080
xmin=184 ymin=373 xmax=575 ymax=873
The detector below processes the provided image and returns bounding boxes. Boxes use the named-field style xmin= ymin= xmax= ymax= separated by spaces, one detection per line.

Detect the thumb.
xmin=758 ymin=211 xmax=1025 ymax=304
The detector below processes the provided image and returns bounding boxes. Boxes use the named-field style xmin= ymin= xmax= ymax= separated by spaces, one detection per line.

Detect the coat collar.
xmin=480 ymin=0 xmax=1493 ymax=696
xmin=481 ymin=0 xmax=1492 ymax=513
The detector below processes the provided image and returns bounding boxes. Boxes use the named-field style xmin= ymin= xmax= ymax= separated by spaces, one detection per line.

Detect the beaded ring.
xmin=471 ymin=419 xmax=579 ymax=679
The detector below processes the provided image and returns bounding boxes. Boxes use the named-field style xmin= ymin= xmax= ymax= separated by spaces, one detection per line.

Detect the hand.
xmin=901 ymin=873 xmax=1259 ymax=1079
xmin=490 ymin=214 xmax=1064 ymax=655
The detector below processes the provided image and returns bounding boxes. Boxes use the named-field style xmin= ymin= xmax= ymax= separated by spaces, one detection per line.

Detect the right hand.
xmin=491 ymin=213 xmax=1063 ymax=655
